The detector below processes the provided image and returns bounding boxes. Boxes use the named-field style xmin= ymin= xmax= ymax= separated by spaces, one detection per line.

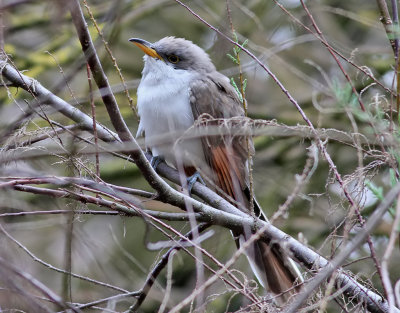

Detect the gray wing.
xmin=189 ymin=71 xmax=254 ymax=200
xmin=189 ymin=71 xmax=302 ymax=299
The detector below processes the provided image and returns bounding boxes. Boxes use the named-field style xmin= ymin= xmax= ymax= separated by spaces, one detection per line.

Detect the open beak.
xmin=129 ymin=38 xmax=162 ymax=60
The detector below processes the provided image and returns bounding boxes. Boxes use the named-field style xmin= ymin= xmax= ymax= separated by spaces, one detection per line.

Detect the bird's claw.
xmin=187 ymin=171 xmax=205 ymax=195
xmin=150 ymin=156 xmax=165 ymax=170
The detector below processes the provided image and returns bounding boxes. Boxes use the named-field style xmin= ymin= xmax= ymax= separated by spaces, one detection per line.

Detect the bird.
xmin=130 ymin=36 xmax=302 ymax=301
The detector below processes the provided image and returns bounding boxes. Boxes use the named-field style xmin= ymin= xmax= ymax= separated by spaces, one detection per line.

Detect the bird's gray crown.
xmin=153 ymin=37 xmax=216 ymax=73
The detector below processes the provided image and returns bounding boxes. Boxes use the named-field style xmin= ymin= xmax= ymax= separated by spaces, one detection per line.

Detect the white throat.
xmin=136 ymin=56 xmax=205 ymax=168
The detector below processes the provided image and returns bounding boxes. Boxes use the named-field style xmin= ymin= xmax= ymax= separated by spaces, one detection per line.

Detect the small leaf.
xmin=227 ymin=53 xmax=239 ymax=64
xmin=233 ymin=32 xmax=238 ymax=43
xmin=230 ymin=78 xmax=243 ymax=101
xmin=390 ymin=168 xmax=397 ymax=187
xmin=365 ymin=180 xmax=383 ymax=200
xmin=230 ymin=78 xmax=238 ymax=91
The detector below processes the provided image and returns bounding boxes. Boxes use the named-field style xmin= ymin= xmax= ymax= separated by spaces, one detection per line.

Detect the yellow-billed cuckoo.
xmin=129 ymin=36 xmax=302 ymax=299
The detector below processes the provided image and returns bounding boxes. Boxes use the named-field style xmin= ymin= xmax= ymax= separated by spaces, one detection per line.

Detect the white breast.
xmin=136 ymin=57 xmax=206 ymax=169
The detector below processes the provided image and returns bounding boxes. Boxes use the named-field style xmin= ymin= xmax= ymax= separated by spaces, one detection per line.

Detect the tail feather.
xmin=241 ymin=197 xmax=303 ymax=301
xmin=256 ymin=241 xmax=300 ymax=296
xmin=209 ymin=145 xmax=302 ymax=301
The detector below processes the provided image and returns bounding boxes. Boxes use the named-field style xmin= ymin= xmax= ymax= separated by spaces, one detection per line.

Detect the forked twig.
xmin=129 ymin=223 xmax=210 ymax=311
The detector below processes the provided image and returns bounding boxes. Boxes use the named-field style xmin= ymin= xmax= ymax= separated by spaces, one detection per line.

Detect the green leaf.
xmin=243 ymin=78 xmax=247 ymax=93
xmin=227 ymin=53 xmax=239 ymax=64
xmin=365 ymin=180 xmax=383 ymax=201
xmin=233 ymin=31 xmax=238 ymax=43
xmin=230 ymin=78 xmax=243 ymax=101
xmin=390 ymin=168 xmax=397 ymax=187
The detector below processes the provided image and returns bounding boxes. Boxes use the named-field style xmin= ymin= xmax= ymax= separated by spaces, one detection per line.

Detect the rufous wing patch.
xmin=210 ymin=145 xmax=244 ymax=202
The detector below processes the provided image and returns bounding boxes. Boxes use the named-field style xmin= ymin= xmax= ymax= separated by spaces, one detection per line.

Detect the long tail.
xmin=210 ymin=145 xmax=302 ymax=301
xmin=239 ymin=198 xmax=302 ymax=301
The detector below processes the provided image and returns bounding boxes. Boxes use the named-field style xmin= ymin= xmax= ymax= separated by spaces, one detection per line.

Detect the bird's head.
xmin=129 ymin=36 xmax=215 ymax=73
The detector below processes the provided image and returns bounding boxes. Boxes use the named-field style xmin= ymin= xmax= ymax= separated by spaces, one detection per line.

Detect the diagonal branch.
xmin=5 ymin=175 xmax=400 ymax=313
xmin=0 ymin=58 xmax=117 ymax=142
xmin=0 ymin=57 xmax=246 ymax=220
xmin=67 ymin=0 xmax=133 ymax=142
xmin=0 ymin=257 xmax=81 ymax=312
xmin=129 ymin=223 xmax=210 ymax=311
xmin=283 ymin=183 xmax=400 ymax=313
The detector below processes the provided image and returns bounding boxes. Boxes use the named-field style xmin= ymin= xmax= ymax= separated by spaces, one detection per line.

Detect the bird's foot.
xmin=150 ymin=155 xmax=165 ymax=170
xmin=187 ymin=171 xmax=205 ymax=195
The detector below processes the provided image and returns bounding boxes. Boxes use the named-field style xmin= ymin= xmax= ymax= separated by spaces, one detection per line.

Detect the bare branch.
xmin=283 ymin=183 xmax=400 ymax=313
xmin=0 ymin=257 xmax=81 ymax=312
xmin=129 ymin=223 xmax=210 ymax=311
xmin=67 ymin=0 xmax=133 ymax=142
xmin=0 ymin=223 xmax=131 ymax=294
xmin=0 ymin=58 xmax=118 ymax=142
xmin=4 ymin=182 xmax=204 ymax=222
xmin=73 ymin=290 xmax=141 ymax=310
xmin=376 ymin=0 xmax=397 ymax=55
xmin=8 ymin=175 xmax=396 ymax=312
xmin=381 ymin=194 xmax=400 ymax=312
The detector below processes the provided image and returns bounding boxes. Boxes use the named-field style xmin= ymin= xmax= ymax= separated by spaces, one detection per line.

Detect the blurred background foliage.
xmin=0 ymin=0 xmax=399 ymax=312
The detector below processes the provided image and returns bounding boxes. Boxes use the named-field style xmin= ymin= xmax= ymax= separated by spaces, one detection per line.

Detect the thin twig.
xmin=171 ymin=4 xmax=396 ymax=311
xmin=5 ymin=124 xmax=79 ymax=150
xmin=82 ymin=0 xmax=136 ymax=114
xmin=381 ymin=194 xmax=400 ymax=313
xmin=1 ymin=35 xmax=396 ymax=311
xmin=300 ymin=0 xmax=389 ymax=301
xmin=129 ymin=223 xmax=210 ymax=311
xmin=376 ymin=0 xmax=397 ymax=54
xmin=0 ymin=222 xmax=130 ymax=294
xmin=271 ymin=0 xmax=395 ymax=97
xmin=73 ymin=290 xmax=141 ymax=310
xmin=67 ymin=0 xmax=133 ymax=142
xmin=284 ymin=183 xmax=400 ymax=313
xmin=299 ymin=0 xmax=365 ymax=111
xmin=0 ymin=257 xmax=82 ymax=313
xmin=86 ymin=63 xmax=100 ymax=179
xmin=0 ymin=59 xmax=118 ymax=142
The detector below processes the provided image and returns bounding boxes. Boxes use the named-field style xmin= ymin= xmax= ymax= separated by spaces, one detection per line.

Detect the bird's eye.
xmin=168 ymin=55 xmax=180 ymax=63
